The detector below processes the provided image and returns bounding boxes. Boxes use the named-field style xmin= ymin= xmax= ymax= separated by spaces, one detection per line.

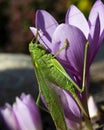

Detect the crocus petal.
xmin=13 ymin=94 xmax=42 ymax=130
xmin=30 ymin=10 xmax=59 ymax=50
xmin=1 ymin=104 xmax=19 ymax=130
xmin=36 ymin=10 xmax=58 ymax=38
xmin=59 ymin=90 xmax=81 ymax=130
xmin=52 ymin=23 xmax=87 ymax=78
xmin=65 ymin=5 xmax=89 ymax=39
xmin=87 ymin=15 xmax=100 ymax=68
xmin=88 ymin=0 xmax=104 ymax=42
xmin=1 ymin=94 xmax=42 ymax=130
xmin=30 ymin=27 xmax=52 ymax=50
xmin=88 ymin=95 xmax=99 ymax=119
xmin=87 ymin=0 xmax=104 ymax=72
xmin=20 ymin=93 xmax=42 ymax=130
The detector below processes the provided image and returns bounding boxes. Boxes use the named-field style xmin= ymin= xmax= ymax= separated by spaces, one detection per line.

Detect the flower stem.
xmin=84 ymin=115 xmax=93 ymax=130
xmin=73 ymin=92 xmax=93 ymax=130
xmin=73 ymin=93 xmax=89 ymax=118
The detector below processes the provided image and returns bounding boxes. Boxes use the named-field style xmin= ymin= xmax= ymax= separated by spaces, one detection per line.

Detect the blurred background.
xmin=0 ymin=0 xmax=96 ymax=53
xmin=0 ymin=0 xmax=104 ymax=129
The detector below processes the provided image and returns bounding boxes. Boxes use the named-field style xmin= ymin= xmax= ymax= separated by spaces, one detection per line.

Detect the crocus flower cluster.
xmin=0 ymin=93 xmax=42 ymax=130
xmin=30 ymin=0 xmax=104 ymax=129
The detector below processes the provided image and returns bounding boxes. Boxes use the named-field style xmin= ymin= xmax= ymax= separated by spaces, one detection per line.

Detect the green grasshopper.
xmin=29 ymin=41 xmax=68 ymax=130
xmin=29 ymin=32 xmax=89 ymax=130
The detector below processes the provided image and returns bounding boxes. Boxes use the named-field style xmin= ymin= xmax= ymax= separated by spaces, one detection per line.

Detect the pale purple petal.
xmin=87 ymin=15 xmax=100 ymax=68
xmin=87 ymin=0 xmax=104 ymax=74
xmin=36 ymin=10 xmax=58 ymax=38
xmin=30 ymin=10 xmax=58 ymax=50
xmin=1 ymin=104 xmax=19 ymax=130
xmin=88 ymin=0 xmax=104 ymax=41
xmin=52 ymin=23 xmax=87 ymax=77
xmin=65 ymin=5 xmax=89 ymax=38
xmin=13 ymin=94 xmax=42 ymax=130
xmin=88 ymin=95 xmax=98 ymax=118
xmin=1 ymin=94 xmax=42 ymax=130
xmin=20 ymin=93 xmax=42 ymax=130
xmin=30 ymin=27 xmax=51 ymax=50
xmin=59 ymin=90 xmax=81 ymax=130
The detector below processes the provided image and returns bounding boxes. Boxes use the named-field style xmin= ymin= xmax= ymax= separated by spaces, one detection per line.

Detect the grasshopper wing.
xmin=50 ymin=58 xmax=82 ymax=92
xmin=34 ymin=63 xmax=68 ymax=130
xmin=49 ymin=58 xmax=88 ymax=117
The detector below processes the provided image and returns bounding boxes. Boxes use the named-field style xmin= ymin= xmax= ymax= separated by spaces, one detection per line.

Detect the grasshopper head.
xmin=29 ymin=41 xmax=46 ymax=60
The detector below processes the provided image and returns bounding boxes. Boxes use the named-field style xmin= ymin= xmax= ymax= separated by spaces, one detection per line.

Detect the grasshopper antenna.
xmin=35 ymin=29 xmax=39 ymax=44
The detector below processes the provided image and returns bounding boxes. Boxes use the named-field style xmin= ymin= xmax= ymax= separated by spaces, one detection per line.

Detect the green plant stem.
xmin=73 ymin=92 xmax=93 ymax=130
xmin=82 ymin=88 xmax=93 ymax=130
xmin=84 ymin=115 xmax=93 ymax=130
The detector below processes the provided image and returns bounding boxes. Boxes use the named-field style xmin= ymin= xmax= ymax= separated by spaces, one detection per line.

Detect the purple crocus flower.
xmin=30 ymin=0 xmax=104 ymax=129
xmin=30 ymin=10 xmax=85 ymax=130
xmin=0 ymin=93 xmax=42 ymax=130
xmin=65 ymin=0 xmax=104 ymax=78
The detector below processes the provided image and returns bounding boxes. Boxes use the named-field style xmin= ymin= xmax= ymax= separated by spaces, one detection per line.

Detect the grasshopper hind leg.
xmin=36 ymin=92 xmax=49 ymax=113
